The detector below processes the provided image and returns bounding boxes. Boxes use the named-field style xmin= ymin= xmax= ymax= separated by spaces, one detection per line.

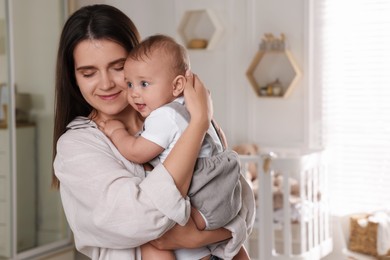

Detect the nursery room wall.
xmin=76 ymin=0 xmax=309 ymax=151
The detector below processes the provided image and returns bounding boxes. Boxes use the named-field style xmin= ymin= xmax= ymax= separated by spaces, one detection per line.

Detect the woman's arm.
xmin=55 ymin=127 xmax=187 ymax=249
xmin=163 ymin=72 xmax=212 ymax=197
xmin=150 ymin=218 xmax=231 ymax=250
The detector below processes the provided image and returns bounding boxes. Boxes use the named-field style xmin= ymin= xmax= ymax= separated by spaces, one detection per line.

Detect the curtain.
xmin=311 ymin=0 xmax=390 ymax=214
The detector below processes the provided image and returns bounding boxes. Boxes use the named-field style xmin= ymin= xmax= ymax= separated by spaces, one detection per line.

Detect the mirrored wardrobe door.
xmin=1 ymin=0 xmax=72 ymax=259
xmin=0 ymin=0 xmax=12 ymax=258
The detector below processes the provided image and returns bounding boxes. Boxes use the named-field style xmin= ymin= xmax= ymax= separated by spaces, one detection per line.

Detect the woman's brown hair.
xmin=52 ymin=4 xmax=140 ymax=189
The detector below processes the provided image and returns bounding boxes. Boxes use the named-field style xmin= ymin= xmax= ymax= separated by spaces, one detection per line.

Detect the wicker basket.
xmin=349 ymin=214 xmax=390 ymax=259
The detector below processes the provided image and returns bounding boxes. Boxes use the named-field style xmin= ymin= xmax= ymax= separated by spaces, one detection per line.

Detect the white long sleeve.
xmin=54 ymin=117 xmax=191 ymax=259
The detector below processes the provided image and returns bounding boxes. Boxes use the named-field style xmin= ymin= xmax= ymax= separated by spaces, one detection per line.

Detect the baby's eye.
xmin=127 ymin=82 xmax=133 ymax=88
xmin=141 ymin=81 xmax=150 ymax=87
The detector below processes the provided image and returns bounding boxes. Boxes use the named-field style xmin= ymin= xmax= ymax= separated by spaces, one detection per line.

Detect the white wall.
xmin=77 ymin=0 xmax=308 ymax=150
xmin=249 ymin=0 xmax=306 ymax=149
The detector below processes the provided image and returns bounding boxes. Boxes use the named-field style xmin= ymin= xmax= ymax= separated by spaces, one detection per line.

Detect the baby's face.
xmin=124 ymin=52 xmax=176 ymax=118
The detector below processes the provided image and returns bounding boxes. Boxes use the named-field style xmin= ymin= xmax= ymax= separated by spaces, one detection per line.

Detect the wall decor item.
xmin=246 ymin=33 xmax=302 ymax=98
xmin=177 ymin=9 xmax=223 ymax=50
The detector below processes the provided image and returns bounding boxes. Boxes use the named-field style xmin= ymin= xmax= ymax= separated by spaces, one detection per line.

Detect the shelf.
xmin=177 ymin=9 xmax=223 ymax=50
xmin=246 ymin=34 xmax=302 ymax=98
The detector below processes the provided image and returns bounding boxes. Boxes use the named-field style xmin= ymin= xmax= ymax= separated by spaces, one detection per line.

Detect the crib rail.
xmin=239 ymin=150 xmax=333 ymax=260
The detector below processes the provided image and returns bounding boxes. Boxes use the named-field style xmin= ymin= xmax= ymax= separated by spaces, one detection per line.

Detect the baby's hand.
xmin=98 ymin=119 xmax=126 ymax=138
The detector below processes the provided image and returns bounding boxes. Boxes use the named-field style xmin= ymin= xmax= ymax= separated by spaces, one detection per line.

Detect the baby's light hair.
xmin=128 ymin=34 xmax=190 ymax=76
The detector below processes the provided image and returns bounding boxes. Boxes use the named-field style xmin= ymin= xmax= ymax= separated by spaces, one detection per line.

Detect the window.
xmin=310 ymin=0 xmax=390 ymax=214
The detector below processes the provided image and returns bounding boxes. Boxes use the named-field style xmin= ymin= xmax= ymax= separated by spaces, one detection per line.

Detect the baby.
xmin=99 ymin=34 xmax=246 ymax=260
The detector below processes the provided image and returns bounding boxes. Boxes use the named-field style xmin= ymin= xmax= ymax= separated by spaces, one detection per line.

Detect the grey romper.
xmin=166 ymin=101 xmax=242 ymax=230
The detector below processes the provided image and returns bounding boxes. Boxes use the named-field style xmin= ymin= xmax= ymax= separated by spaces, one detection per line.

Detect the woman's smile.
xmin=98 ymin=91 xmax=122 ymax=101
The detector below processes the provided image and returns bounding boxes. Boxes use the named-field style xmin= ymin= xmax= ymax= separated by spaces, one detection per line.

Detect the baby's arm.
xmin=191 ymin=207 xmax=207 ymax=230
xmin=99 ymin=119 xmax=164 ymax=164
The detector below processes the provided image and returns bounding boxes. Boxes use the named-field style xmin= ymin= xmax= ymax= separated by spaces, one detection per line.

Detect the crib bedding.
xmin=250 ymin=172 xmax=323 ymax=224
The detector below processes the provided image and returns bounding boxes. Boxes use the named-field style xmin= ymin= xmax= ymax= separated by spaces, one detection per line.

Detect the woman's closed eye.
xmin=112 ymin=64 xmax=124 ymax=72
xmin=111 ymin=59 xmax=126 ymax=71
xmin=81 ymin=70 xmax=96 ymax=78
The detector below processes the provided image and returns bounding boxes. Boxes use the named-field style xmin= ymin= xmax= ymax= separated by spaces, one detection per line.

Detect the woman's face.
xmin=74 ymin=39 xmax=129 ymax=121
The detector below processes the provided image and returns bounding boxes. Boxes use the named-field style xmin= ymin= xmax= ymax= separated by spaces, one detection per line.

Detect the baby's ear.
xmin=172 ymin=75 xmax=186 ymax=97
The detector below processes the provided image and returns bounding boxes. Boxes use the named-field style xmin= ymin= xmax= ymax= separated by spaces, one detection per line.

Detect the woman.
xmin=52 ymin=4 xmax=254 ymax=260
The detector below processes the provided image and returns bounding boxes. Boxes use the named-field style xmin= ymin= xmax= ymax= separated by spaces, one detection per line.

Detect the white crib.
xmin=240 ymin=149 xmax=333 ymax=260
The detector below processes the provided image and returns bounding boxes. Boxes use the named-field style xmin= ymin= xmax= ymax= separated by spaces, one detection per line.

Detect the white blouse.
xmin=54 ymin=117 xmax=255 ymax=260
xmin=54 ymin=117 xmax=190 ymax=259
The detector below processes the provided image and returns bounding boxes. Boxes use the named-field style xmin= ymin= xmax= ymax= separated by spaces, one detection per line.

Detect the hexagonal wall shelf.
xmin=246 ymin=34 xmax=302 ymax=98
xmin=178 ymin=9 xmax=223 ymax=50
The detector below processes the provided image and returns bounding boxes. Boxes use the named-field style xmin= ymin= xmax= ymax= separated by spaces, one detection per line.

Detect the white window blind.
xmin=311 ymin=0 xmax=390 ymax=214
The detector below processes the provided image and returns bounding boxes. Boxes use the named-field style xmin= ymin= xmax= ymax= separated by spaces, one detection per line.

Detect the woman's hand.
xmin=150 ymin=218 xmax=231 ymax=250
xmin=183 ymin=70 xmax=213 ymax=133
